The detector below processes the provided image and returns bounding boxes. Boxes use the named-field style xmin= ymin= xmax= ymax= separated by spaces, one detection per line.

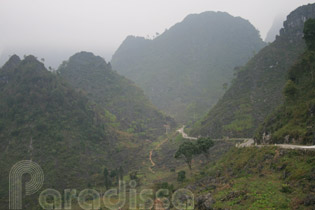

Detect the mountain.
xmin=0 ymin=55 xmax=142 ymax=209
xmin=58 ymin=52 xmax=175 ymax=140
xmin=255 ymin=18 xmax=315 ymax=145
xmin=265 ymin=15 xmax=286 ymax=43
xmin=190 ymin=3 xmax=315 ymax=139
xmin=111 ymin=11 xmax=266 ymax=122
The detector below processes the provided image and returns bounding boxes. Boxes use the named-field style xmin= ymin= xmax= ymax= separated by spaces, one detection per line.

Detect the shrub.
xmin=177 ymin=170 xmax=186 ymax=182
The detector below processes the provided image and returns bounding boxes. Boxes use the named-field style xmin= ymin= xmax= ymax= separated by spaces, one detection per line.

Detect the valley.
xmin=0 ymin=2 xmax=315 ymax=210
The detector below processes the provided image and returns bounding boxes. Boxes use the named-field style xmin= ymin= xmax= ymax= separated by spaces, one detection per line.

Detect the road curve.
xmin=178 ymin=126 xmax=315 ymax=151
xmin=177 ymin=126 xmax=197 ymax=140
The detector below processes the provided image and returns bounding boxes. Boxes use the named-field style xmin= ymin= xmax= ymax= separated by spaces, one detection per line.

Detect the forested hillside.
xmin=255 ymin=18 xmax=315 ymax=145
xmin=59 ymin=52 xmax=175 ymax=140
xmin=0 ymin=55 xmax=143 ymax=209
xmin=112 ymin=11 xmax=266 ymax=122
xmin=191 ymin=4 xmax=315 ymax=138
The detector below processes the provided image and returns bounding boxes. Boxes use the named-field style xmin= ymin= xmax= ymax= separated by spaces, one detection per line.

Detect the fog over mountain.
xmin=0 ymin=0 xmax=313 ymax=68
xmin=265 ymin=14 xmax=287 ymax=43
xmin=111 ymin=11 xmax=266 ymax=122
xmin=1 ymin=1 xmax=315 ymax=209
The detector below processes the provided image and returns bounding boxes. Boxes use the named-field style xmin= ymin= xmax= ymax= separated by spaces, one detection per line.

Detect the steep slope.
xmin=111 ymin=11 xmax=266 ymax=122
xmin=58 ymin=52 xmax=175 ymax=140
xmin=186 ymin=147 xmax=315 ymax=209
xmin=191 ymin=3 xmax=315 ymax=138
xmin=0 ymin=55 xmax=141 ymax=209
xmin=255 ymin=18 xmax=315 ymax=145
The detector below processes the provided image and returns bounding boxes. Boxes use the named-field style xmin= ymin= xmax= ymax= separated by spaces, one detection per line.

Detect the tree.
xmin=118 ymin=166 xmax=124 ymax=181
xmin=284 ymin=80 xmax=297 ymax=99
xmin=155 ymin=182 xmax=174 ymax=197
xmin=110 ymin=169 xmax=117 ymax=178
xmin=304 ymin=18 xmax=315 ymax=51
xmin=175 ymin=141 xmax=198 ymax=171
xmin=109 ymin=169 xmax=119 ymax=185
xmin=177 ymin=171 xmax=186 ymax=182
xmin=103 ymin=168 xmax=110 ymax=189
xmin=196 ymin=137 xmax=214 ymax=158
xmin=129 ymin=171 xmax=138 ymax=181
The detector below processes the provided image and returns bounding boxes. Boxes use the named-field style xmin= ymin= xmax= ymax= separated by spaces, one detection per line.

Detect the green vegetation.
xmin=175 ymin=141 xmax=198 ymax=170
xmin=182 ymin=147 xmax=315 ymax=210
xmin=112 ymin=11 xmax=265 ymax=122
xmin=177 ymin=171 xmax=186 ymax=182
xmin=191 ymin=4 xmax=315 ymax=138
xmin=223 ymin=103 xmax=254 ymax=133
xmin=59 ymin=52 xmax=175 ymax=140
xmin=304 ymin=18 xmax=315 ymax=51
xmin=103 ymin=168 xmax=110 ymax=189
xmin=0 ymin=55 xmax=144 ymax=209
xmin=2 ymin=4 xmax=315 ymax=210
xmin=102 ymin=167 xmax=123 ymax=189
xmin=255 ymin=18 xmax=315 ymax=144
xmin=175 ymin=137 xmax=214 ymax=170
xmin=154 ymin=182 xmax=174 ymax=198
xmin=196 ymin=137 xmax=214 ymax=158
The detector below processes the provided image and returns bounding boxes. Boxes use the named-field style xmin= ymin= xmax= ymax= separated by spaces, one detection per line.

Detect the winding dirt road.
xmin=154 ymin=199 xmax=165 ymax=210
xmin=148 ymin=150 xmax=155 ymax=173
xmin=149 ymin=138 xmax=169 ymax=173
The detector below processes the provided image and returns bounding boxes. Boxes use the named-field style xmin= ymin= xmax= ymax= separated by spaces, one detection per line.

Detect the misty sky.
xmin=0 ymin=0 xmax=314 ymax=68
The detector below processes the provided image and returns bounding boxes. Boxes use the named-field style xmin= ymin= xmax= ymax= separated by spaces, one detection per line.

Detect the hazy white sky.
xmin=0 ymin=0 xmax=314 ymax=67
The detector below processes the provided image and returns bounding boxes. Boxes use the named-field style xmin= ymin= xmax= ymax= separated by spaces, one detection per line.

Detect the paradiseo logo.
xmin=9 ymin=160 xmax=194 ymax=209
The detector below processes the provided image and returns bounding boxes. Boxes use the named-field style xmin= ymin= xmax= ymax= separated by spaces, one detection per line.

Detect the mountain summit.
xmin=111 ymin=11 xmax=266 ymax=122
xmin=59 ymin=51 xmax=175 ymax=139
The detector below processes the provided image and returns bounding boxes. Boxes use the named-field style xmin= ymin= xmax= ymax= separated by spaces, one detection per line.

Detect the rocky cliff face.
xmin=279 ymin=3 xmax=315 ymax=41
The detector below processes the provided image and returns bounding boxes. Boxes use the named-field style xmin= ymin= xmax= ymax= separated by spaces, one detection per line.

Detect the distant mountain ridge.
xmin=265 ymin=15 xmax=285 ymax=43
xmin=112 ymin=11 xmax=266 ymax=122
xmin=190 ymin=3 xmax=315 ymax=138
